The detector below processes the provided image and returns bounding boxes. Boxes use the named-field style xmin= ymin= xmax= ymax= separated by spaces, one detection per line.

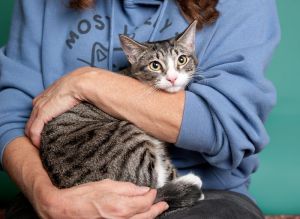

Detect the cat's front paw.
xmin=175 ymin=173 xmax=204 ymax=200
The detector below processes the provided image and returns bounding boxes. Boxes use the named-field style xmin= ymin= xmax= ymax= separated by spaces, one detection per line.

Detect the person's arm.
xmin=3 ymin=137 xmax=168 ymax=219
xmin=82 ymin=70 xmax=185 ymax=144
xmin=1 ymin=1 xmax=167 ymax=218
xmin=26 ymin=66 xmax=184 ymax=147
xmin=2 ymin=137 xmax=57 ymax=213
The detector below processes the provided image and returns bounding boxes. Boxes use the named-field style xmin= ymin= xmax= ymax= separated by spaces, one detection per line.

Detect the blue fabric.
xmin=0 ymin=0 xmax=280 ymax=198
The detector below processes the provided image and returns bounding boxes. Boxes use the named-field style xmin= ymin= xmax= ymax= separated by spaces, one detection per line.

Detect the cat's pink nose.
xmin=167 ymin=76 xmax=177 ymax=85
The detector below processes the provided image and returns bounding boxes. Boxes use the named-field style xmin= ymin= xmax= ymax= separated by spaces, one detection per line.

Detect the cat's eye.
xmin=149 ymin=61 xmax=162 ymax=72
xmin=178 ymin=55 xmax=188 ymax=66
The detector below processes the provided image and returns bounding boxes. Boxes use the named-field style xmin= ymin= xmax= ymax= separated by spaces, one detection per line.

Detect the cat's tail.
xmin=155 ymin=173 xmax=204 ymax=209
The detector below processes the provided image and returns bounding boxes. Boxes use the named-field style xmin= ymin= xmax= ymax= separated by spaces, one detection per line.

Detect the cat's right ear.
xmin=119 ymin=35 xmax=148 ymax=64
xmin=176 ymin=20 xmax=197 ymax=53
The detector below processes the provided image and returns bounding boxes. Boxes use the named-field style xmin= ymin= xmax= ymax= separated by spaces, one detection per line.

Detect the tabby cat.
xmin=40 ymin=21 xmax=203 ymax=211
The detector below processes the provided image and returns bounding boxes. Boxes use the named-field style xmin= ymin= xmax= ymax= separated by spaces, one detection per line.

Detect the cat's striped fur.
xmin=41 ymin=102 xmax=176 ymax=189
xmin=40 ymin=21 xmax=204 ymax=212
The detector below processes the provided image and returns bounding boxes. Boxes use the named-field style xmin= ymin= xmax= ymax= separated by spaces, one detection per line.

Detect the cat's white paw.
xmin=199 ymin=193 xmax=205 ymax=201
xmin=175 ymin=173 xmax=203 ymax=189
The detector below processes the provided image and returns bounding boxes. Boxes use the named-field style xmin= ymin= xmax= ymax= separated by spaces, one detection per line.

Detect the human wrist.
xmin=32 ymin=176 xmax=58 ymax=205
xmin=21 ymin=157 xmax=59 ymax=213
xmin=31 ymin=178 xmax=61 ymax=218
xmin=3 ymin=137 xmax=60 ymax=217
xmin=73 ymin=66 xmax=102 ymax=102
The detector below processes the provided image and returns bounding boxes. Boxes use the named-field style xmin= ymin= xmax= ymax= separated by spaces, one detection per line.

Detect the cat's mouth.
xmin=163 ymin=85 xmax=184 ymax=93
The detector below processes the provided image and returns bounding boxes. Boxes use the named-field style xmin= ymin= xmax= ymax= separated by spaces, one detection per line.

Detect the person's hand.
xmin=35 ymin=179 xmax=169 ymax=219
xmin=25 ymin=66 xmax=100 ymax=147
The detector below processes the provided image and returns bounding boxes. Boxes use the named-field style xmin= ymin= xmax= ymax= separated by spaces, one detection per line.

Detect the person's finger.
xmin=25 ymin=107 xmax=38 ymax=137
xmin=33 ymin=90 xmax=52 ymax=106
xmin=130 ymin=202 xmax=169 ymax=219
xmin=123 ymin=189 xmax=157 ymax=212
xmin=33 ymin=87 xmax=51 ymax=106
xmin=29 ymin=116 xmax=44 ymax=148
xmin=26 ymin=96 xmax=48 ymax=138
xmin=25 ymin=99 xmax=45 ymax=138
xmin=33 ymin=79 xmax=59 ymax=106
xmin=102 ymin=180 xmax=150 ymax=196
xmin=29 ymin=104 xmax=50 ymax=147
xmin=33 ymin=94 xmax=43 ymax=106
xmin=107 ymin=190 xmax=156 ymax=219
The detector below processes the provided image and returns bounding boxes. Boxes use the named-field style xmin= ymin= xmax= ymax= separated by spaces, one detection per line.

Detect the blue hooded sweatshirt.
xmin=0 ymin=0 xmax=280 ymax=198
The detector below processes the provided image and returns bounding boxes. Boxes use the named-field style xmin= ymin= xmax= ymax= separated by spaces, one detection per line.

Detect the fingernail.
xmin=164 ymin=203 xmax=169 ymax=210
xmin=139 ymin=186 xmax=150 ymax=192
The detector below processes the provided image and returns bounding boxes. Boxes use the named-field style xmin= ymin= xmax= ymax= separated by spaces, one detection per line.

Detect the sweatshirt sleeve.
xmin=175 ymin=0 xmax=281 ymax=170
xmin=0 ymin=0 xmax=45 ymax=168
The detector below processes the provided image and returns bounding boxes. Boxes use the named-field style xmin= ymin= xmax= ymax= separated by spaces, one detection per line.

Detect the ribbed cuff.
xmin=0 ymin=128 xmax=25 ymax=170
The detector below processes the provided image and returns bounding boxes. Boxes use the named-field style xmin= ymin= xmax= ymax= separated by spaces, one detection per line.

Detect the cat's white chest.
xmin=155 ymin=150 xmax=168 ymax=188
xmin=151 ymin=138 xmax=168 ymax=188
xmin=138 ymin=135 xmax=168 ymax=188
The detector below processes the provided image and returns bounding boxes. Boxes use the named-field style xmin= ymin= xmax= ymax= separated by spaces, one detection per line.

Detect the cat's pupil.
xmin=178 ymin=55 xmax=186 ymax=64
xmin=152 ymin=61 xmax=160 ymax=69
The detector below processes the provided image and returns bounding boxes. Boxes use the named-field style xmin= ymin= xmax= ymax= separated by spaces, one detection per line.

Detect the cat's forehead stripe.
xmin=158 ymin=50 xmax=165 ymax=59
xmin=170 ymin=48 xmax=179 ymax=56
xmin=170 ymin=48 xmax=174 ymax=56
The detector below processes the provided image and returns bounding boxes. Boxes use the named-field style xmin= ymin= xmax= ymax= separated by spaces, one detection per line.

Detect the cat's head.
xmin=119 ymin=21 xmax=198 ymax=93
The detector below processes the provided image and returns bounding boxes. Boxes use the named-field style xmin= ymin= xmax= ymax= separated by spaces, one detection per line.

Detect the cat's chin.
xmin=164 ymin=86 xmax=183 ymax=93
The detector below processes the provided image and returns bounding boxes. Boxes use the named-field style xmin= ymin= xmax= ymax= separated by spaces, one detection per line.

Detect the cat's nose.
xmin=167 ymin=76 xmax=177 ymax=85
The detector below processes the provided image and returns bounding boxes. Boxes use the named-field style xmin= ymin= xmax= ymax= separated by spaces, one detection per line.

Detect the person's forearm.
xmin=2 ymin=137 xmax=56 ymax=207
xmin=2 ymin=136 xmax=166 ymax=218
xmin=82 ymin=70 xmax=185 ymax=143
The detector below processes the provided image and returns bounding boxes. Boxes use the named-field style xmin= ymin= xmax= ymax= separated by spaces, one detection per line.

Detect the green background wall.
xmin=0 ymin=0 xmax=299 ymax=215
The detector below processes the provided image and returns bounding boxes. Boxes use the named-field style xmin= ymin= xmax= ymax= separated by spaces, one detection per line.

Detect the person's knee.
xmin=160 ymin=191 xmax=264 ymax=219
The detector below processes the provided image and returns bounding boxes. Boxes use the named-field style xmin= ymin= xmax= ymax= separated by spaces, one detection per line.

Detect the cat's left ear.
xmin=119 ymin=35 xmax=148 ymax=64
xmin=176 ymin=20 xmax=197 ymax=52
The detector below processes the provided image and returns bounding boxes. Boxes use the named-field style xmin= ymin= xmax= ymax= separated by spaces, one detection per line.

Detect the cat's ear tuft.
xmin=119 ymin=35 xmax=148 ymax=64
xmin=176 ymin=20 xmax=197 ymax=52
